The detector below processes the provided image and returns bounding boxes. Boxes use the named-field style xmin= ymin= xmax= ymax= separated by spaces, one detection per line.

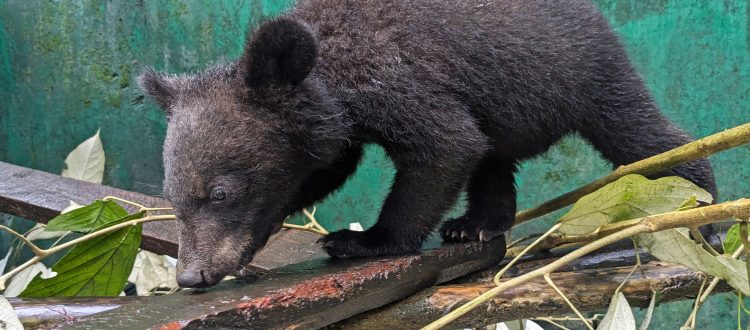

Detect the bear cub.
xmin=140 ymin=0 xmax=716 ymax=288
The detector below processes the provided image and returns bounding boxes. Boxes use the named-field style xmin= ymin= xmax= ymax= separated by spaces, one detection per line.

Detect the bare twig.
xmin=515 ymin=123 xmax=750 ymax=225
xmin=536 ymin=318 xmax=572 ymax=330
xmin=686 ymin=276 xmax=709 ymax=330
xmin=494 ymin=224 xmax=561 ymax=286
xmin=740 ymin=220 xmax=750 ymax=293
xmin=0 ymin=225 xmax=45 ymax=256
xmin=103 ymin=195 xmax=173 ymax=213
xmin=506 ymin=233 xmax=544 ymax=249
xmin=615 ymin=241 xmax=643 ymax=295
xmin=282 ymin=207 xmax=329 ymax=235
xmin=422 ymin=198 xmax=750 ymax=329
xmin=544 ymin=273 xmax=594 ymax=330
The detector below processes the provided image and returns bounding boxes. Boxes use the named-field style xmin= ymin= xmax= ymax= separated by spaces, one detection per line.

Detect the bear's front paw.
xmin=318 ymin=229 xmax=380 ymax=258
xmin=318 ymin=229 xmax=420 ymax=258
xmin=440 ymin=215 xmax=505 ymax=243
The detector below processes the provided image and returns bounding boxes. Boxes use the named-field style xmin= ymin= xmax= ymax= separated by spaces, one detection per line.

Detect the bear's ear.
xmin=240 ymin=18 xmax=318 ymax=89
xmin=138 ymin=68 xmax=177 ymax=112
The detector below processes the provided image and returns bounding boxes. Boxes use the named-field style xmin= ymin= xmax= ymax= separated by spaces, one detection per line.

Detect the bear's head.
xmin=139 ymin=18 xmax=350 ymax=288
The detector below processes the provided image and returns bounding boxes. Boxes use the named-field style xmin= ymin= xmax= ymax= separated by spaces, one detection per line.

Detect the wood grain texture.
xmin=10 ymin=237 xmax=506 ymax=329
xmin=333 ymin=261 xmax=727 ymax=329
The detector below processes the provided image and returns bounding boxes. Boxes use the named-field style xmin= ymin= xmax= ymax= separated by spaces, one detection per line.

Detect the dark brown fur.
xmin=140 ymin=0 xmax=716 ymax=288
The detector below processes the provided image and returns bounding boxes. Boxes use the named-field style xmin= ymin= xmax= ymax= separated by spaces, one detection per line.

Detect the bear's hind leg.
xmin=441 ymin=155 xmax=516 ymax=243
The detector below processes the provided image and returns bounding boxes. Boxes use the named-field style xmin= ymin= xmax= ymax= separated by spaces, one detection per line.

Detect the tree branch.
xmin=515 ymin=122 xmax=750 ymax=225
xmin=423 ymin=198 xmax=750 ymax=329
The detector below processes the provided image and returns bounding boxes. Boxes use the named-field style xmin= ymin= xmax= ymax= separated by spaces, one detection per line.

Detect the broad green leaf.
xmin=724 ymin=224 xmax=742 ymax=255
xmin=45 ymin=200 xmax=127 ymax=233
xmin=638 ymin=291 xmax=657 ymax=330
xmin=639 ymin=228 xmax=750 ymax=295
xmin=597 ymin=292 xmax=635 ymax=330
xmin=0 ymin=295 xmax=22 ymax=330
xmin=20 ymin=212 xmax=144 ymax=297
xmin=62 ymin=129 xmax=105 ymax=184
xmin=559 ymin=175 xmax=712 ymax=236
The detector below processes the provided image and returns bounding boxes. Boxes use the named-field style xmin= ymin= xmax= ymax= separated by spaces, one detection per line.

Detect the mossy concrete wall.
xmin=1 ymin=1 xmax=749 ymax=327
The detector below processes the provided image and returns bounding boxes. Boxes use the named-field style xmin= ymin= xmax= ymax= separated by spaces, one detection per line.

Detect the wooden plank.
xmin=332 ymin=261 xmax=727 ymax=329
xmin=0 ymin=161 xmax=325 ymax=271
xmin=10 ymin=237 xmax=507 ymax=329
xmin=0 ymin=161 xmax=176 ymax=255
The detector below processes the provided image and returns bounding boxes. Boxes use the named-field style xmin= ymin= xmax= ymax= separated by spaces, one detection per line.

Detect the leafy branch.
xmin=0 ymin=213 xmax=174 ymax=291
xmin=515 ymin=122 xmax=750 ymax=225
xmin=428 ymin=123 xmax=750 ymax=329
xmin=424 ymin=198 xmax=750 ymax=329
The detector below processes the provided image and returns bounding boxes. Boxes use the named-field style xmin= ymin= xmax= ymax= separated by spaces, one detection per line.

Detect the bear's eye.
xmin=211 ymin=187 xmax=227 ymax=202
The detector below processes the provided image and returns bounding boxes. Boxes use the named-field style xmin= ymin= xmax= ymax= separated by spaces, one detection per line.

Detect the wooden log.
xmin=333 ymin=261 xmax=728 ymax=329
xmin=10 ymin=237 xmax=507 ymax=329
xmin=0 ymin=161 xmax=325 ymax=271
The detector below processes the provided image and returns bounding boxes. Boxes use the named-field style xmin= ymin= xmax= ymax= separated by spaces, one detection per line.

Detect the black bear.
xmin=140 ymin=0 xmax=716 ymax=288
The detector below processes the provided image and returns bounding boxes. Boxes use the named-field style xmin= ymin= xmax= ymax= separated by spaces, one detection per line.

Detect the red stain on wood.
xmin=237 ymin=257 xmax=417 ymax=311
xmin=152 ymin=321 xmax=184 ymax=330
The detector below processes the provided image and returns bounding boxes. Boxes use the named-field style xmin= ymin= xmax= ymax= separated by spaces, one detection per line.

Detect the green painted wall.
xmin=1 ymin=0 xmax=749 ymax=327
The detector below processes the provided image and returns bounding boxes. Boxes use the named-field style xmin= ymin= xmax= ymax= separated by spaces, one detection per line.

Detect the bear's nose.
xmin=176 ymin=268 xmax=208 ymax=288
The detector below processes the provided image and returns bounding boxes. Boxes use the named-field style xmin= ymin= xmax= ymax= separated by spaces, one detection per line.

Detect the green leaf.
xmin=45 ymin=200 xmax=127 ymax=233
xmin=558 ymin=175 xmax=712 ymax=236
xmin=0 ymin=295 xmax=23 ymax=330
xmin=62 ymin=129 xmax=105 ymax=184
xmin=20 ymin=212 xmax=144 ymax=297
xmin=639 ymin=228 xmax=750 ymax=295
xmin=597 ymin=292 xmax=636 ymax=330
xmin=724 ymin=224 xmax=742 ymax=255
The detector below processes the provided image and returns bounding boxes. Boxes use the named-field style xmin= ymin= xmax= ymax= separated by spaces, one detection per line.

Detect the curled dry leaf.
xmin=128 ymin=250 xmax=178 ymax=296
xmin=597 ymin=292 xmax=636 ymax=330
xmin=62 ymin=129 xmax=105 ymax=184
xmin=0 ymin=250 xmax=10 ymax=277
xmin=639 ymin=291 xmax=657 ymax=330
xmin=4 ymin=263 xmax=46 ymax=297
xmin=0 ymin=295 xmax=22 ymax=330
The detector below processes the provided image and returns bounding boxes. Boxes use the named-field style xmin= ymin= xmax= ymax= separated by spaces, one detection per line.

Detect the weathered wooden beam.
xmin=0 ymin=161 xmax=325 ymax=271
xmin=10 ymin=237 xmax=507 ymax=329
xmin=334 ymin=234 xmax=724 ymax=329
xmin=333 ymin=261 xmax=728 ymax=329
